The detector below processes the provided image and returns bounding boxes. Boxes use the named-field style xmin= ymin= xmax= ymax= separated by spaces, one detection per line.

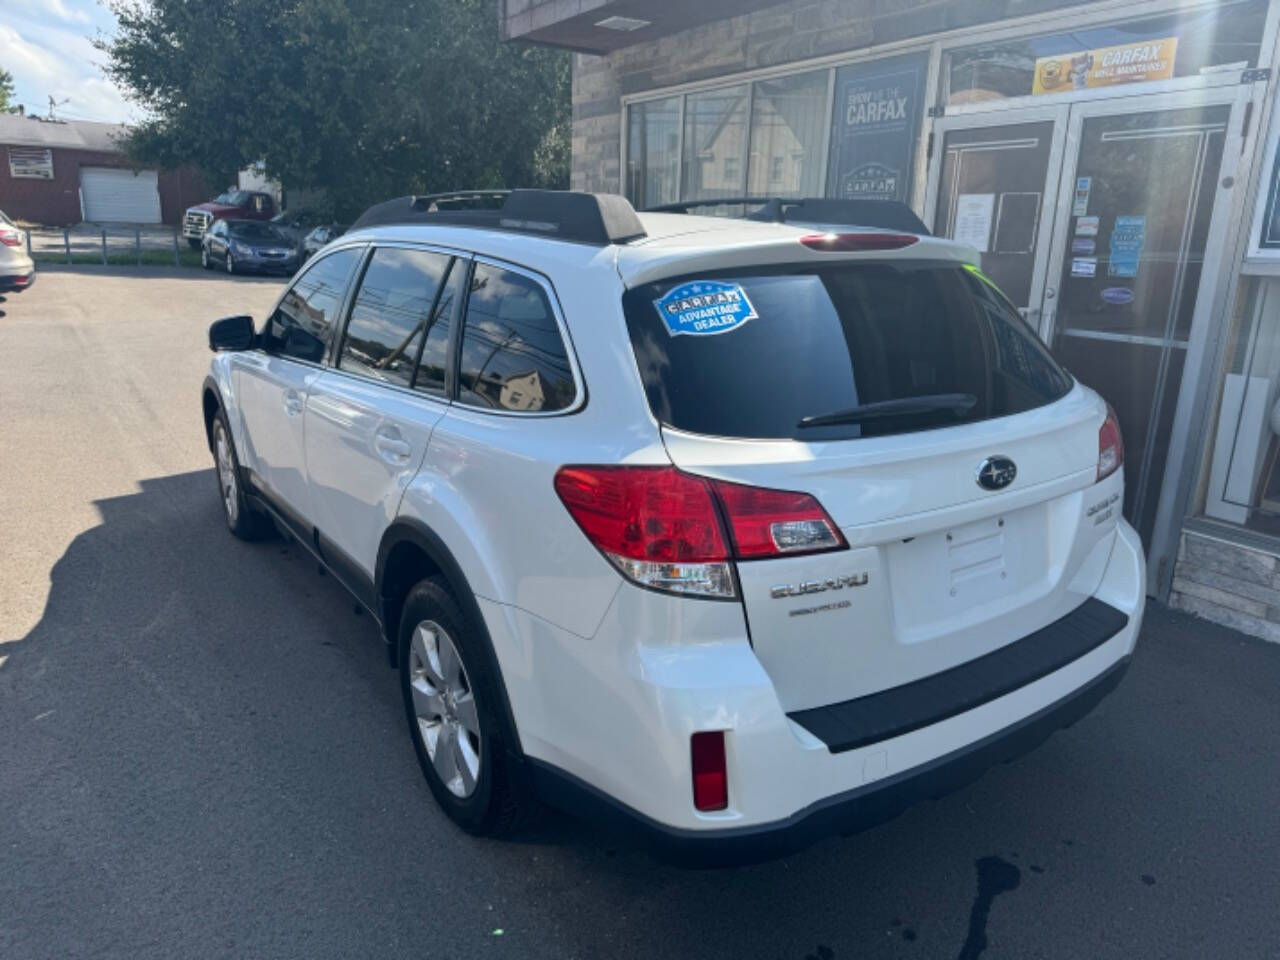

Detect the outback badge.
xmin=976 ymin=455 xmax=1017 ymax=491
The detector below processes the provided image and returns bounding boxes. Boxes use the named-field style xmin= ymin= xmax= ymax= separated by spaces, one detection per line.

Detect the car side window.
xmin=457 ymin=264 xmax=576 ymax=413
xmin=263 ymin=247 xmax=361 ymax=363
xmin=336 ymin=247 xmax=452 ymax=389
xmin=414 ymin=258 xmax=465 ymax=397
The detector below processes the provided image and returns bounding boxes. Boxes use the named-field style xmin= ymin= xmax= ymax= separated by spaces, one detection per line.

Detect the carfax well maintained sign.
xmin=654 ymin=281 xmax=758 ymax=337
xmin=826 ymin=52 xmax=928 ymax=204
xmin=1032 ymin=37 xmax=1178 ymax=95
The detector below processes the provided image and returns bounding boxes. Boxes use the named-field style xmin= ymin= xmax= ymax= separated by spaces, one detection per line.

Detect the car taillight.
xmin=709 ymin=478 xmax=845 ymax=558
xmin=0 ymin=228 xmax=21 ymax=247
xmin=553 ymin=466 xmax=845 ymax=599
xmin=800 ymin=232 xmax=918 ymax=252
xmin=1098 ymin=405 xmax=1124 ymax=482
xmin=691 ymin=731 xmax=728 ymax=812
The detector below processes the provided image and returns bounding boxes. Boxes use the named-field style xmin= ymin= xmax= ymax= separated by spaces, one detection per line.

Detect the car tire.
xmin=210 ymin=410 xmax=272 ymax=541
xmin=201 ymin=246 xmax=210 ymax=269
xmin=399 ymin=577 xmax=536 ymax=836
xmin=225 ymin=251 xmax=236 ymax=275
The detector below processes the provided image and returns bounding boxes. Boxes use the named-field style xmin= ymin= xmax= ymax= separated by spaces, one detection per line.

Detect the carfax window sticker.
xmin=654 ymin=280 xmax=759 ymax=337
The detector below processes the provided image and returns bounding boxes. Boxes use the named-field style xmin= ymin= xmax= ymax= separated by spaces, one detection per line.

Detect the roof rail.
xmin=644 ymin=196 xmax=930 ymax=236
xmin=350 ymin=189 xmax=647 ymax=246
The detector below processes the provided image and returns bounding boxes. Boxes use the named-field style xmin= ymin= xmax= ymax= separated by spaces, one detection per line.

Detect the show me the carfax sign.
xmin=1032 ymin=37 xmax=1178 ymax=96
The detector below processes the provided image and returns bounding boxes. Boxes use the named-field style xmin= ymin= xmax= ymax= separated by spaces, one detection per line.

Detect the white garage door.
xmin=80 ymin=167 xmax=162 ymax=224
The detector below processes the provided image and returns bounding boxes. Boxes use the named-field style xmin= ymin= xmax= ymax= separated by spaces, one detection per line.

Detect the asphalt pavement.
xmin=2 ymin=267 xmax=1279 ymax=960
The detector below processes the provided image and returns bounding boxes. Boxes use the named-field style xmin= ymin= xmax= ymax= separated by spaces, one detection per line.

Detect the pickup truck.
xmin=182 ymin=190 xmax=275 ymax=248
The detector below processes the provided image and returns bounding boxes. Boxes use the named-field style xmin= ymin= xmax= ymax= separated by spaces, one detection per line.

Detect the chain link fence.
xmin=24 ymin=224 xmax=203 ymax=268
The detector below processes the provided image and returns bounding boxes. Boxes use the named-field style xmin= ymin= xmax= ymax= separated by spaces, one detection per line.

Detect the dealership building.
xmin=506 ymin=0 xmax=1280 ymax=638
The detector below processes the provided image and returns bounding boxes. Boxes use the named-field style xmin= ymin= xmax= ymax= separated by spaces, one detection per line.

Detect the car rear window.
xmin=622 ymin=261 xmax=1072 ymax=441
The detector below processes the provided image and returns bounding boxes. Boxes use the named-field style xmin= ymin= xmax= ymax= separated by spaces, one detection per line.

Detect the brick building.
xmin=0 ymin=113 xmax=207 ymax=226
xmin=506 ymin=0 xmax=1280 ymax=641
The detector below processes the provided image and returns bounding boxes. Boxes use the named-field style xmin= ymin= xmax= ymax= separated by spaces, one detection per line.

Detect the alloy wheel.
xmin=408 ymin=619 xmax=481 ymax=798
xmin=213 ymin=422 xmax=238 ymax=526
xmin=225 ymin=252 xmax=234 ymax=274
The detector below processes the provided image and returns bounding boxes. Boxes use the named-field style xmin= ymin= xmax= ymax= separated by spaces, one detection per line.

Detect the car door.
xmin=304 ymin=245 xmax=464 ymax=593
xmin=231 ymin=245 xmax=363 ymax=532
xmin=208 ymin=220 xmax=226 ymax=261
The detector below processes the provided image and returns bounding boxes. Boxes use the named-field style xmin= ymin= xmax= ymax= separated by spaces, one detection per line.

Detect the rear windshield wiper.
xmin=797 ymin=393 xmax=977 ymax=429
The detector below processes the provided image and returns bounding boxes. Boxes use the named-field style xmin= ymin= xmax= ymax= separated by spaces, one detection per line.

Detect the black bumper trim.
xmin=788 ymin=598 xmax=1129 ymax=753
xmin=527 ymin=655 xmax=1130 ymax=865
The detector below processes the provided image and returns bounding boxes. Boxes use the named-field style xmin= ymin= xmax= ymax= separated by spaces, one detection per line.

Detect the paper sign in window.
xmin=953 ymin=193 xmax=995 ymax=252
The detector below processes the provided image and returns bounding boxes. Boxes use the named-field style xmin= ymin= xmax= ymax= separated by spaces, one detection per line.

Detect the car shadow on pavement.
xmin=4 ymin=469 xmax=1280 ymax=960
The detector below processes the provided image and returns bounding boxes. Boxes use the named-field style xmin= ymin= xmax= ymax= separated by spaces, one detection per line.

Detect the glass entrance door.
xmin=1041 ymin=91 xmax=1238 ymax=555
xmin=927 ymin=105 xmax=1067 ymax=323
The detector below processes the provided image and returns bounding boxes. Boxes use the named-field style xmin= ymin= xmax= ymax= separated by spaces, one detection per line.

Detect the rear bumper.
xmin=0 ymin=269 xmax=35 ymax=292
xmin=529 ymin=654 xmax=1130 ymax=865
xmin=488 ymin=518 xmax=1145 ymax=862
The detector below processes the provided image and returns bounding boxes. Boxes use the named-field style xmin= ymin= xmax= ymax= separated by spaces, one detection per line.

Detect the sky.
xmin=2 ymin=0 xmax=134 ymax=124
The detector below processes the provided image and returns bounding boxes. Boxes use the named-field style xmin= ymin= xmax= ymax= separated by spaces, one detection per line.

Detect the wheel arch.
xmin=376 ymin=518 xmax=525 ymax=758
xmin=201 ymin=375 xmax=223 ymax=450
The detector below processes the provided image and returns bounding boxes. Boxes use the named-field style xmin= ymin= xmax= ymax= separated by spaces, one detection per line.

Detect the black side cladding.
xmin=350 ymin=189 xmax=646 ymax=246
xmin=789 ymin=598 xmax=1130 ymax=753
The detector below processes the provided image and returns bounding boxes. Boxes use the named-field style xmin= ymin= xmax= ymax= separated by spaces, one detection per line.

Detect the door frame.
xmin=1037 ymin=85 xmax=1250 ymax=593
xmin=923 ymin=102 xmax=1070 ymax=331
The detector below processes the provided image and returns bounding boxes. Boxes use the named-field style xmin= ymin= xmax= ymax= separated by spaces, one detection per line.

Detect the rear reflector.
xmin=691 ymin=731 xmax=728 ymax=811
xmin=1098 ymin=404 xmax=1124 ymax=482
xmin=800 ymin=232 xmax=919 ymax=252
xmin=554 ymin=466 xmax=846 ymax=599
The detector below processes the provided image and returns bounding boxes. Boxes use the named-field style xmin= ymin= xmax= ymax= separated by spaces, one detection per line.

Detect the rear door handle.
xmin=374 ymin=425 xmax=412 ymax=464
xmin=283 ymin=388 xmax=304 ymax=416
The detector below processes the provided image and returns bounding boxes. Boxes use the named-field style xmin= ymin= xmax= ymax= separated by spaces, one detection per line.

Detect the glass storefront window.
xmin=681 ymin=85 xmax=750 ymax=201
xmin=746 ymin=70 xmax=828 ymax=198
xmin=1203 ymin=278 xmax=1280 ymax=536
xmin=947 ymin=0 xmax=1267 ymax=105
xmin=626 ymin=96 xmax=681 ymax=209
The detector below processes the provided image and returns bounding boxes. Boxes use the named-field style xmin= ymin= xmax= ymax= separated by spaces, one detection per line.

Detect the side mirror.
xmin=209 ymin=315 xmax=256 ymax=352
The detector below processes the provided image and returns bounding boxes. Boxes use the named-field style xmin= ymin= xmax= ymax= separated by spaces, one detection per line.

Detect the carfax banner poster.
xmin=826 ymin=52 xmax=929 ymax=204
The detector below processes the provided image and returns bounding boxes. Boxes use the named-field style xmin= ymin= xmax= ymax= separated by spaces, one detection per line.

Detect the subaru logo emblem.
xmin=976 ymin=456 xmax=1017 ymax=491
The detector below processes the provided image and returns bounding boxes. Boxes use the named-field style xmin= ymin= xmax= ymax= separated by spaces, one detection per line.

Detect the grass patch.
xmin=34 ymin=250 xmax=203 ymax=268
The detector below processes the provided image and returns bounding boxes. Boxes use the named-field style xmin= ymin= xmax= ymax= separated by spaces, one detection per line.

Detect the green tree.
xmin=99 ymin=0 xmax=571 ymax=220
xmin=0 ymin=68 xmax=15 ymax=113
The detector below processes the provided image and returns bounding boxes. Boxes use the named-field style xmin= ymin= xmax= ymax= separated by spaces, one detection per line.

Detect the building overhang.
xmin=501 ymin=0 xmax=792 ymax=54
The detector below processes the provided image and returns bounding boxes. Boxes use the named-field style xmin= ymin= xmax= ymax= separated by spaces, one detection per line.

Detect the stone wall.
xmin=1170 ymin=529 xmax=1280 ymax=643
xmin=569 ymin=0 xmax=1101 ymax=193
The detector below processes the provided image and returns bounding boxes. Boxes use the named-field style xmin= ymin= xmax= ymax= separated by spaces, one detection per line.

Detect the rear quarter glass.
xmin=622 ymin=260 xmax=1073 ymax=442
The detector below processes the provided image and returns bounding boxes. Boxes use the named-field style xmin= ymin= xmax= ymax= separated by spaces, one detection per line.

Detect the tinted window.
xmin=457 ymin=264 xmax=576 ymax=413
xmin=623 ymin=262 xmax=1072 ymax=441
xmin=337 ymin=247 xmax=452 ymax=389
xmin=415 ymin=259 xmax=465 ymax=397
xmin=264 ymin=247 xmax=361 ymax=362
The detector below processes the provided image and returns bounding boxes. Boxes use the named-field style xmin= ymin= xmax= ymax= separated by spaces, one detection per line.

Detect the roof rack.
xmin=350 ymin=189 xmax=647 ymax=246
xmin=644 ymin=196 xmax=930 ymax=236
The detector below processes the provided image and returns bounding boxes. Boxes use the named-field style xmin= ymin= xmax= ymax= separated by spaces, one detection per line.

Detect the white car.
xmin=0 ymin=208 xmax=35 ymax=293
xmin=201 ymin=190 xmax=1144 ymax=861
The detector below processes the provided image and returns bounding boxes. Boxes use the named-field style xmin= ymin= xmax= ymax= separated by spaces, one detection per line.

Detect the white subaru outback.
xmin=201 ymin=190 xmax=1144 ymax=861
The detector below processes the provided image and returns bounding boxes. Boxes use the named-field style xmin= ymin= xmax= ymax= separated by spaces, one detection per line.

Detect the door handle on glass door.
xmin=374 ymin=427 xmax=412 ymax=464
xmin=283 ymin=389 xmax=304 ymax=416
